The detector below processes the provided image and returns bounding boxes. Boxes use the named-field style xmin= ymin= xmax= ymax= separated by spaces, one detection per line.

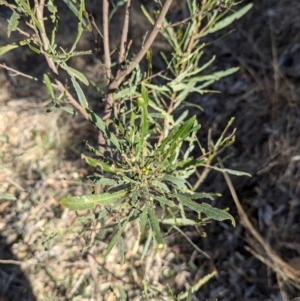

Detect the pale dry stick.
xmin=5 ymin=176 xmax=25 ymax=191
xmin=68 ymin=268 xmax=90 ymax=298
xmin=0 ymin=62 xmax=41 ymax=82
xmin=0 ymin=259 xmax=23 ymax=265
xmin=35 ymin=0 xmax=58 ymax=74
xmin=245 ymin=243 xmax=300 ymax=290
xmin=178 ymin=270 xmax=217 ymax=301
xmin=276 ymin=273 xmax=290 ymax=301
xmin=98 ymin=0 xmax=114 ymax=153
xmin=88 ymin=246 xmax=102 ymax=301
xmin=218 ymin=158 xmax=300 ymax=289
xmin=109 ymin=0 xmax=174 ymax=91
xmin=118 ymin=0 xmax=131 ymax=66
xmin=102 ymin=0 xmax=112 ymax=83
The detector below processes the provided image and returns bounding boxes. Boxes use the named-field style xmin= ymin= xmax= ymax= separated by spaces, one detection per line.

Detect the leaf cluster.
xmin=0 ymin=0 xmax=252 ymax=263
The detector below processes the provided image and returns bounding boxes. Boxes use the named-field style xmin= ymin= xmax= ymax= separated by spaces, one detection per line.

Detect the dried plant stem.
xmin=35 ymin=0 xmax=58 ymax=74
xmin=102 ymin=0 xmax=111 ymax=82
xmin=118 ymin=0 xmax=131 ymax=65
xmin=218 ymin=158 xmax=300 ymax=290
xmin=109 ymin=0 xmax=174 ymax=91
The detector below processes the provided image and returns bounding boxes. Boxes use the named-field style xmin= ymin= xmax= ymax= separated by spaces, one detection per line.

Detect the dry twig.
xmin=219 ymin=158 xmax=300 ymax=293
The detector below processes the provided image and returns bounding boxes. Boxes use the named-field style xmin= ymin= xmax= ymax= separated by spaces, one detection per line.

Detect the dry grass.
xmin=1 ymin=0 xmax=300 ymax=300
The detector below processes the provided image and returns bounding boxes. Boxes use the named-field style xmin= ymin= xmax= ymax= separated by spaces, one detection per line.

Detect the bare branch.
xmin=109 ymin=0 xmax=174 ymax=91
xmin=0 ymin=62 xmax=42 ymax=82
xmin=118 ymin=0 xmax=131 ymax=65
xmin=102 ymin=0 xmax=111 ymax=82
xmin=35 ymin=0 xmax=58 ymax=74
xmin=0 ymin=259 xmax=23 ymax=265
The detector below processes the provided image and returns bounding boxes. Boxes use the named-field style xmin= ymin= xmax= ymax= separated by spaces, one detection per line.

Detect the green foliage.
xmin=0 ymin=0 xmax=252 ymax=298
xmin=0 ymin=0 xmax=251 ymax=257
xmin=61 ymin=93 xmax=249 ymax=257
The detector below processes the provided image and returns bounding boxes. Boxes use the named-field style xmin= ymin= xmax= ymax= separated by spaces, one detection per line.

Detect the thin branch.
xmin=118 ymin=0 xmax=131 ymax=65
xmin=98 ymin=0 xmax=114 ymax=154
xmin=0 ymin=62 xmax=89 ymax=120
xmin=109 ymin=0 xmax=174 ymax=91
xmin=0 ymin=259 xmax=23 ymax=265
xmin=0 ymin=62 xmax=41 ymax=82
xmin=102 ymin=0 xmax=111 ymax=82
xmin=35 ymin=0 xmax=58 ymax=74
xmin=218 ymin=158 xmax=300 ymax=286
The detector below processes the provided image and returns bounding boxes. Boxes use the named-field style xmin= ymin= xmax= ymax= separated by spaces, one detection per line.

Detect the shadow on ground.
xmin=0 ymin=234 xmax=36 ymax=301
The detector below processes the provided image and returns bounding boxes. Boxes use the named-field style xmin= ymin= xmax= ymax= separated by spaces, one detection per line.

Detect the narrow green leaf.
xmin=176 ymin=194 xmax=202 ymax=211
xmin=0 ymin=193 xmax=17 ymax=201
xmin=71 ymin=76 xmax=88 ymax=108
xmin=61 ymin=63 xmax=89 ymax=86
xmin=27 ymin=43 xmax=41 ymax=54
xmin=43 ymin=74 xmax=55 ymax=100
xmin=201 ymin=164 xmax=252 ymax=177
xmin=7 ymin=12 xmax=20 ymax=37
xmin=141 ymin=85 xmax=149 ymax=105
xmin=118 ymin=236 xmax=125 ymax=265
xmin=85 ymin=141 xmax=102 ymax=156
xmin=60 ymin=106 xmax=78 ymax=115
xmin=207 ymin=4 xmax=253 ymax=35
xmin=118 ymin=287 xmax=128 ymax=301
xmin=139 ymin=207 xmax=148 ymax=234
xmin=148 ymin=99 xmax=174 ymax=125
xmin=162 ymin=217 xmax=198 ymax=226
xmin=102 ymin=218 xmax=128 ymax=258
xmin=83 ymin=155 xmax=123 ymax=173
xmin=177 ymin=195 xmax=235 ymax=226
xmin=86 ymin=109 xmax=121 ymax=152
xmin=148 ymin=206 xmax=164 ymax=251
xmin=175 ymin=157 xmax=207 ymax=170
xmin=155 ymin=116 xmax=196 ymax=155
xmin=178 ymin=192 xmax=215 ymax=201
xmin=164 ymin=175 xmax=188 ymax=190
xmin=87 ymin=176 xmax=118 ymax=186
xmin=155 ymin=195 xmax=176 ymax=208
xmin=61 ymin=0 xmax=88 ymax=27
xmin=199 ymin=203 xmax=235 ymax=226
xmin=141 ymin=230 xmax=152 ymax=259
xmin=17 ymin=0 xmax=44 ymax=33
xmin=140 ymin=85 xmax=149 ymax=139
xmin=69 ymin=22 xmax=83 ymax=53
xmin=0 ymin=44 xmax=19 ymax=56
xmin=187 ymin=287 xmax=193 ymax=301
xmin=113 ymin=86 xmax=137 ymax=100
xmin=60 ymin=190 xmax=127 ymax=210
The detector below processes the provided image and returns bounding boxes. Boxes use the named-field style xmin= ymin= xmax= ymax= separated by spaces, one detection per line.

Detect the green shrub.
xmin=0 ymin=0 xmax=252 ymax=299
